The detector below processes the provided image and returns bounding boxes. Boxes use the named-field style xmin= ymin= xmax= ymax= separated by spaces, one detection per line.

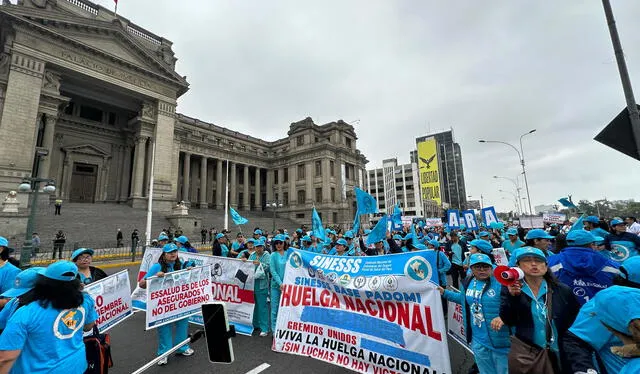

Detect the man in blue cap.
xmin=502 ymin=227 xmax=524 ymax=254
xmin=0 ymin=267 xmax=45 ymax=329
xmin=548 ymin=230 xmax=620 ymax=305
xmin=605 ymin=219 xmax=640 ymax=262
xmin=584 ymin=216 xmax=610 ymax=239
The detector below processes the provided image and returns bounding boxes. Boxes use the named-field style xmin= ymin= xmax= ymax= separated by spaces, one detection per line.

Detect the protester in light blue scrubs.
xmin=175 ymin=235 xmax=198 ymax=253
xmin=247 ymin=239 xmax=271 ymax=336
xmin=212 ymin=233 xmax=229 ymax=257
xmin=499 ymin=247 xmax=580 ymax=372
xmin=427 ymin=239 xmax=451 ymax=287
xmin=300 ymin=236 xmax=319 ymax=253
xmin=442 ymin=254 xmax=510 ymax=374
xmin=509 ymin=229 xmax=554 ymax=267
xmin=502 ymin=228 xmax=524 ymax=255
xmin=0 ymin=261 xmax=97 ymax=373
xmin=237 ymin=238 xmax=255 ymax=259
xmin=0 ymin=267 xmax=45 ymax=330
xmin=71 ymin=248 xmax=107 ymax=285
xmin=270 ymin=234 xmax=289 ymax=332
xmin=583 ymin=216 xmax=610 ymax=239
xmin=605 ymin=218 xmax=640 ymax=262
xmin=0 ymin=236 xmax=20 ymax=310
xmin=139 ymin=243 xmax=195 ymax=366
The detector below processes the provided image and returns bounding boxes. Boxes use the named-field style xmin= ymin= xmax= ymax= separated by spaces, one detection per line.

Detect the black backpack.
xmin=84 ymin=326 xmax=113 ymax=374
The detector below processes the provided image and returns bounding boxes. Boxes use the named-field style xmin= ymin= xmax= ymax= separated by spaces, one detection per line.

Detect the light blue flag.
xmin=230 ymin=207 xmax=248 ymax=225
xmin=312 ymin=207 xmax=327 ymax=242
xmin=410 ymin=219 xmax=418 ymax=239
xmin=353 ymin=212 xmax=361 ymax=234
xmin=391 ymin=204 xmax=403 ymax=231
xmin=570 ymin=214 xmax=585 ymax=232
xmin=366 ymin=216 xmax=388 ymax=246
xmin=558 ymin=197 xmax=577 ymax=209
xmin=354 ymin=187 xmax=379 ymax=214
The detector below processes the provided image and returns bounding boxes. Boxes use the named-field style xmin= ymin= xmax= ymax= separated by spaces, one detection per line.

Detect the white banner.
xmin=519 ymin=216 xmax=544 ymax=229
xmin=424 ymin=218 xmax=443 ymax=227
xmin=131 ymin=249 xmax=256 ymax=335
xmin=492 ymin=248 xmax=509 ymax=267
xmin=83 ymin=270 xmax=133 ymax=333
xmin=542 ymin=213 xmax=566 ymax=224
xmin=273 ymin=250 xmax=451 ymax=373
xmin=145 ymin=266 xmax=213 ymax=329
xmin=446 ymin=296 xmax=473 ymax=354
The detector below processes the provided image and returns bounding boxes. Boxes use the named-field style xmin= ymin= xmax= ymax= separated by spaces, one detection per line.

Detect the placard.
xmin=83 ymin=270 xmax=133 ymax=332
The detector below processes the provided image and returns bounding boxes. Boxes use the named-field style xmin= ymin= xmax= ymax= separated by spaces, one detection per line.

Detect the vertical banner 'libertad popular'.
xmin=84 ymin=270 xmax=133 ymax=333
xmin=273 ymin=250 xmax=451 ymax=374
xmin=130 ymin=248 xmax=256 ymax=335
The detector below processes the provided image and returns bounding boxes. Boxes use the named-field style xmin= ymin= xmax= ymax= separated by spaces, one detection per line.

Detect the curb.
xmin=100 ymin=261 xmax=141 ymax=269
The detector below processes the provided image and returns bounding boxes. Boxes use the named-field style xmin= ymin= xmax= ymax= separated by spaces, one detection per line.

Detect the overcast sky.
xmin=91 ymin=0 xmax=640 ymax=213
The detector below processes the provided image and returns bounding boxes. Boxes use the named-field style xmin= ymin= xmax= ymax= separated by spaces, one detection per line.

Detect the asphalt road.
xmin=105 ymin=266 xmax=473 ymax=374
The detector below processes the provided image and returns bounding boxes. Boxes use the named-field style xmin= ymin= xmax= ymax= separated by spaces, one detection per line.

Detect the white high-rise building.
xmin=365 ymin=158 xmax=423 ymax=217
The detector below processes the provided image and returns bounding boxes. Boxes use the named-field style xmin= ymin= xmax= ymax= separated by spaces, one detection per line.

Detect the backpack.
xmin=84 ymin=326 xmax=113 ymax=374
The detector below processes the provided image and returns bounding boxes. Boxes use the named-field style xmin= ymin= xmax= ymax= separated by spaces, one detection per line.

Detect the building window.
xmin=331 ymin=187 xmax=336 ymax=202
xmin=296 ymin=213 xmax=305 ymax=219
xmin=330 ymin=161 xmax=335 ymax=177
xmin=238 ymin=171 xmax=244 ymax=184
xmin=283 ymin=192 xmax=289 ymax=205
xmin=296 ymin=135 xmax=304 ymax=146
xmin=297 ymin=164 xmax=305 ymax=180
xmin=315 ymin=137 xmax=319 ymax=143
xmin=297 ymin=190 xmax=306 ymax=203
xmin=283 ymin=168 xmax=288 ymax=183
xmin=107 ymin=112 xmax=116 ymax=125
xmin=275 ymin=193 xmax=279 ymax=201
xmin=79 ymin=105 xmax=103 ymax=122
xmin=315 ymin=188 xmax=322 ymax=202
xmin=315 ymin=161 xmax=322 ymax=177
xmin=332 ymin=212 xmax=338 ymax=223
xmin=64 ymin=102 xmax=75 ymax=115
xmin=274 ymin=170 xmax=279 ymax=184
xmin=345 ymin=163 xmax=352 ymax=179
xmin=345 ymin=137 xmax=352 ymax=148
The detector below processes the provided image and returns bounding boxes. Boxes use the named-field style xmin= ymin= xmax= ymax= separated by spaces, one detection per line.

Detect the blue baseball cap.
xmin=524 ymin=229 xmax=554 ymax=240
xmin=255 ymin=239 xmax=265 ymax=247
xmin=273 ymin=234 xmax=285 ymax=243
xmin=344 ymin=231 xmax=355 ymax=239
xmin=478 ymin=231 xmax=490 ymax=238
xmin=245 ymin=238 xmax=255 ymax=245
xmin=428 ymin=239 xmax=440 ymax=249
xmin=175 ymin=235 xmax=188 ymax=244
xmin=595 ymin=286 xmax=640 ymax=335
xmin=1 ymin=267 xmax=46 ymax=298
xmin=71 ymin=248 xmax=94 ymax=261
xmin=0 ymin=236 xmax=8 ymax=247
xmin=163 ymin=243 xmax=178 ymax=253
xmin=296 ymin=229 xmax=303 ymax=234
xmin=413 ymin=243 xmax=427 ymax=251
xmin=566 ymin=230 xmax=598 ymax=246
xmin=215 ymin=233 xmax=225 ymax=240
xmin=336 ymin=238 xmax=348 ymax=246
xmin=515 ymin=247 xmax=546 ymax=263
xmin=41 ymin=261 xmax=78 ymax=282
xmin=620 ymin=257 xmax=640 ymax=284
xmin=301 ymin=235 xmax=312 ymax=242
xmin=469 ymin=254 xmax=492 ymax=267
xmin=584 ymin=216 xmax=600 ymax=224
xmin=157 ymin=234 xmax=169 ymax=241
xmin=610 ymin=219 xmax=625 ymax=227
xmin=469 ymin=239 xmax=493 ymax=254
xmin=506 ymin=228 xmax=518 ymax=236
xmin=254 ymin=229 xmax=262 ymax=235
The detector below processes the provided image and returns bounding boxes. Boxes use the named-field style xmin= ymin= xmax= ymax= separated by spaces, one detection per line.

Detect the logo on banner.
xmin=369 ymin=276 xmax=381 ymax=290
xmin=353 ymin=275 xmax=366 ymax=289
xmin=54 ymin=307 xmax=86 ymax=339
xmin=307 ymin=267 xmax=316 ymax=278
xmin=327 ymin=272 xmax=338 ymax=282
xmin=290 ymin=253 xmax=303 ymax=268
xmin=405 ymin=256 xmax=433 ymax=282
xmin=339 ymin=274 xmax=351 ymax=287
xmin=383 ymin=275 xmax=398 ymax=291
xmin=211 ymin=263 xmax=223 ymax=279
xmin=611 ymin=244 xmax=630 ymax=262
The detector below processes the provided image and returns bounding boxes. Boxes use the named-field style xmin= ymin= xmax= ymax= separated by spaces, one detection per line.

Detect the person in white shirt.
xmin=626 ymin=216 xmax=640 ymax=235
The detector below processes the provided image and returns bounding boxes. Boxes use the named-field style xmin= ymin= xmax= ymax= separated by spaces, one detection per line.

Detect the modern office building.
xmin=414 ymin=129 xmax=467 ymax=212
xmin=365 ymin=157 xmax=423 ymax=217
xmin=0 ymin=0 xmax=367 ymax=224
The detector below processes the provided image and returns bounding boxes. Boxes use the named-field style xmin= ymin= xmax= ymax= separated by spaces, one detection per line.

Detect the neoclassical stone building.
xmin=0 ymin=0 xmax=367 ymax=224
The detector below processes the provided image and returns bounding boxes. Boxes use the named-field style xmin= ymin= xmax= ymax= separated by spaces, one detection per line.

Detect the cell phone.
xmin=201 ymin=303 xmax=235 ymax=364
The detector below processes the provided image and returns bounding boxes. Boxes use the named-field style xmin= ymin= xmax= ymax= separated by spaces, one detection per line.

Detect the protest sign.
xmin=492 ymin=248 xmax=509 ymax=267
xmin=519 ymin=216 xmax=544 ymax=229
xmin=424 ymin=218 xmax=443 ymax=227
xmin=462 ymin=210 xmax=478 ymax=230
xmin=273 ymin=250 xmax=451 ymax=374
xmin=447 ymin=209 xmax=460 ymax=229
xmin=446 ymin=291 xmax=472 ymax=354
xmin=543 ymin=213 xmax=566 ymax=224
xmin=131 ymin=248 xmax=256 ymax=335
xmin=145 ymin=266 xmax=213 ymax=329
xmin=84 ymin=270 xmax=133 ymax=332
xmin=481 ymin=206 xmax=498 ymax=226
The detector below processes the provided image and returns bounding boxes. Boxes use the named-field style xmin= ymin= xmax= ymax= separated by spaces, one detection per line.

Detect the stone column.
xmin=38 ymin=114 xmax=57 ymax=179
xmin=305 ymin=162 xmax=313 ymax=204
xmin=215 ymin=159 xmax=223 ymax=209
xmin=182 ymin=152 xmax=191 ymax=203
xmin=229 ymin=161 xmax=237 ymax=206
xmin=322 ymin=159 xmax=330 ymax=202
xmin=119 ymin=144 xmax=132 ymax=202
xmin=61 ymin=159 xmax=71 ymax=200
xmin=279 ymin=168 xmax=285 ymax=202
xmin=289 ymin=165 xmax=296 ymax=204
xmin=142 ymin=137 xmax=153 ymax=197
xmin=242 ymin=165 xmax=250 ymax=210
xmin=199 ymin=157 xmax=207 ymax=208
xmin=254 ymin=167 xmax=261 ymax=210
xmin=131 ymin=136 xmax=147 ymax=198
xmin=266 ymin=169 xmax=274 ymax=203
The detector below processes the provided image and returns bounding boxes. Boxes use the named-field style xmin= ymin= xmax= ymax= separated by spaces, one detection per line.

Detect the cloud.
xmin=91 ymin=0 xmax=640 ymax=213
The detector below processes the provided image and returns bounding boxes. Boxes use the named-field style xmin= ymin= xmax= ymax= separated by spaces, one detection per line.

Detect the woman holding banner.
xmin=138 ymin=243 xmax=195 ymax=366
xmin=440 ymin=253 xmax=510 ymax=374
xmin=270 ymin=234 xmax=289 ymax=332
xmin=246 ymin=240 xmax=271 ymax=336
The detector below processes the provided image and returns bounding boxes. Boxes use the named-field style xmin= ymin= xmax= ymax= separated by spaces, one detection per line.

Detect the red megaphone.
xmin=493 ymin=265 xmax=524 ymax=287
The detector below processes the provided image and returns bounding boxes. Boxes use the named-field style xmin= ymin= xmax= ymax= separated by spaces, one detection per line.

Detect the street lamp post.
xmin=493 ymin=176 xmax=523 ymax=215
xmin=267 ymin=200 xmax=283 ymax=233
xmin=17 ymin=177 xmax=56 ymax=268
xmin=479 ymin=130 xmax=536 ymax=223
xmin=499 ymin=189 xmax=520 ymax=216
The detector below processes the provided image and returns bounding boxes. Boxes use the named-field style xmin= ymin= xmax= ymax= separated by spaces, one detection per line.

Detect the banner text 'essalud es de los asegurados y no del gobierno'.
xmin=273 ymin=250 xmax=451 ymax=374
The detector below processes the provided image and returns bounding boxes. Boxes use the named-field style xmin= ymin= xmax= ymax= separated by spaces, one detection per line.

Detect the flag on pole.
xmin=366 ymin=216 xmax=388 ymax=246
xmin=230 ymin=207 xmax=248 ymax=225
xmin=558 ymin=197 xmax=577 ymax=209
xmin=352 ymin=212 xmax=361 ymax=234
xmin=570 ymin=214 xmax=585 ymax=232
xmin=312 ymin=207 xmax=326 ymax=242
xmin=391 ymin=204 xmax=403 ymax=231
xmin=354 ymin=187 xmax=378 ymax=214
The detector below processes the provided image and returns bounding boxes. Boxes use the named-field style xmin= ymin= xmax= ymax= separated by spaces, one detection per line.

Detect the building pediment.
xmin=1 ymin=5 xmax=189 ymax=96
xmin=62 ymin=143 xmax=110 ymax=158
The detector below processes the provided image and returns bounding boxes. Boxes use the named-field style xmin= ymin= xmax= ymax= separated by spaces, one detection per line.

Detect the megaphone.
xmin=493 ymin=265 xmax=524 ymax=287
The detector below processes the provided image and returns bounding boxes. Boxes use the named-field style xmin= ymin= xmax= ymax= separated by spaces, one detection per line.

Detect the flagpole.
xmin=114 ymin=1 xmax=118 ymax=15
xmin=224 ymin=160 xmax=230 ymax=231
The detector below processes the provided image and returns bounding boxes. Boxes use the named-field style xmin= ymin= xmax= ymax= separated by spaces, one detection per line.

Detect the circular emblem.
xmin=369 ymin=276 xmax=382 ymax=291
xmin=339 ymin=274 xmax=351 ymax=287
xmin=307 ymin=267 xmax=316 ymax=278
xmin=353 ymin=276 xmax=367 ymax=289
xmin=53 ymin=307 xmax=86 ymax=339
xmin=404 ymin=256 xmax=433 ymax=282
xmin=610 ymin=244 xmax=630 ymax=262
xmin=289 ymin=253 xmax=302 ymax=269
xmin=316 ymin=269 xmax=325 ymax=280
xmin=211 ymin=263 xmax=223 ymax=279
xmin=383 ymin=276 xmax=398 ymax=291
xmin=573 ymin=287 xmax=586 ymax=297
xmin=486 ymin=289 xmax=496 ymax=298
xmin=327 ymin=272 xmax=338 ymax=283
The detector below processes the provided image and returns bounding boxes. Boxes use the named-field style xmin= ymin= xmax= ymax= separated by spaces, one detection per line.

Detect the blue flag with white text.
xmin=355 ymin=187 xmax=378 ymax=214
xmin=391 ymin=204 xmax=403 ymax=231
xmin=312 ymin=207 xmax=326 ymax=242
xmin=366 ymin=216 xmax=388 ymax=246
xmin=230 ymin=207 xmax=248 ymax=225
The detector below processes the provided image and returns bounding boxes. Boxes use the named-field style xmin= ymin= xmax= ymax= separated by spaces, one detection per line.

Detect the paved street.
xmin=104 ymin=266 xmax=472 ymax=374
